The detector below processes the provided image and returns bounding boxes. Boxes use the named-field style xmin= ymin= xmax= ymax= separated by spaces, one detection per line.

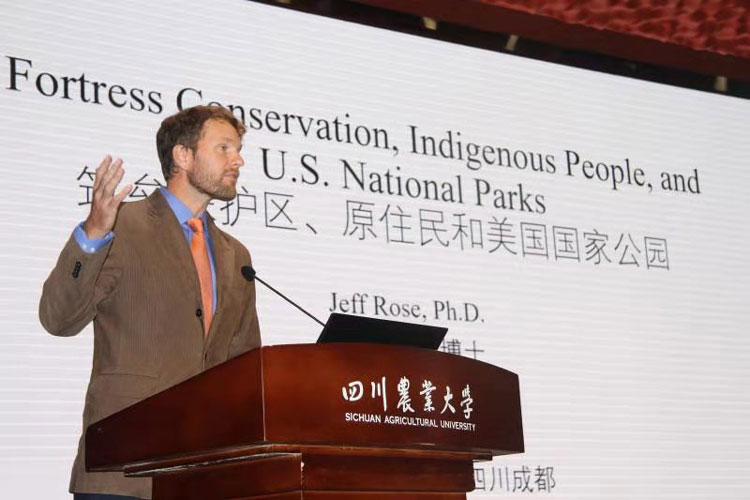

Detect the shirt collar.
xmin=159 ymin=187 xmax=207 ymax=226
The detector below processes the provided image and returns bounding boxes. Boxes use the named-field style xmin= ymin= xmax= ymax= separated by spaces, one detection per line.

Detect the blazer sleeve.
xmin=38 ymin=233 xmax=118 ymax=336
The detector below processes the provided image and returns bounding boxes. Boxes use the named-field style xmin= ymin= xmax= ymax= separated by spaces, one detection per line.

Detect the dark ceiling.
xmin=252 ymin=0 xmax=750 ymax=98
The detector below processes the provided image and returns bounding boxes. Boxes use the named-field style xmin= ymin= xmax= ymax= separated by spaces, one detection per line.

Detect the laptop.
xmin=316 ymin=313 xmax=447 ymax=350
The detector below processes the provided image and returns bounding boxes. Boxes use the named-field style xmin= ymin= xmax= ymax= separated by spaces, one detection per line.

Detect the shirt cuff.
xmin=73 ymin=222 xmax=114 ymax=254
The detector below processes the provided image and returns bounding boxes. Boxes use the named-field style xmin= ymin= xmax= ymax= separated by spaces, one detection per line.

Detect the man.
xmin=39 ymin=106 xmax=261 ymax=500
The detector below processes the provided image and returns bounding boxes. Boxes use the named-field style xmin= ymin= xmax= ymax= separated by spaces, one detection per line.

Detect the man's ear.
xmin=172 ymin=144 xmax=192 ymax=171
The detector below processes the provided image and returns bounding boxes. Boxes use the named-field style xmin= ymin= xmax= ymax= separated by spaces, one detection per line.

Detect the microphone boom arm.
xmin=243 ymin=266 xmax=325 ymax=328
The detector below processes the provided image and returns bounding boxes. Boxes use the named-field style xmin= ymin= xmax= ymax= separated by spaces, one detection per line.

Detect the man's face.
xmin=186 ymin=119 xmax=244 ymax=202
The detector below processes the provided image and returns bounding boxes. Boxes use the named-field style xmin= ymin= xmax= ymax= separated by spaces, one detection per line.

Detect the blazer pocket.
xmin=90 ymin=371 xmax=159 ymax=399
xmin=227 ymin=329 xmax=255 ymax=359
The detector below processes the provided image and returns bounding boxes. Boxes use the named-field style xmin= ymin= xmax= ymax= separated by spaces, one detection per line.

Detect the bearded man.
xmin=39 ymin=105 xmax=261 ymax=500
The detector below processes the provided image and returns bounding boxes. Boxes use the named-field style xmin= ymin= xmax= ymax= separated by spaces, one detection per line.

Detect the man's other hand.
xmin=83 ymin=155 xmax=133 ymax=240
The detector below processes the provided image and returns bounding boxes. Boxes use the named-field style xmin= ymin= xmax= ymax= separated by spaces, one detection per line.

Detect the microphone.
xmin=241 ymin=266 xmax=325 ymax=327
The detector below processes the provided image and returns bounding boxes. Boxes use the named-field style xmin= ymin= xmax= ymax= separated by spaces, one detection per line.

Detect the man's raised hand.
xmin=83 ymin=155 xmax=133 ymax=240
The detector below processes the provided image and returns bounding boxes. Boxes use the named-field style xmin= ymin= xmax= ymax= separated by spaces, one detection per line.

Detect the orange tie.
xmin=187 ymin=217 xmax=213 ymax=337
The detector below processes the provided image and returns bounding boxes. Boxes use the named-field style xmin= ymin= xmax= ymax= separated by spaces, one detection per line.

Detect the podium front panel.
xmin=87 ymin=343 xmax=523 ymax=470
xmin=261 ymin=343 xmax=523 ymax=454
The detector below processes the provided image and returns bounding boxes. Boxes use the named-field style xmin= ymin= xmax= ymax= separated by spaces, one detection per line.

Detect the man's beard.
xmin=188 ymin=163 xmax=237 ymax=202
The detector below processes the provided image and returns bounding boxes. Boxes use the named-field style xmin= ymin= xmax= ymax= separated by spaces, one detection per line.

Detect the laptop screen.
xmin=316 ymin=313 xmax=448 ymax=350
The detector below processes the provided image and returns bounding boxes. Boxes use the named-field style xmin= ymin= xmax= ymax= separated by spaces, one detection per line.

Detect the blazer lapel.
xmin=205 ymin=217 xmax=236 ymax=347
xmin=146 ymin=190 xmax=203 ymax=334
xmin=147 ymin=190 xmax=236 ymax=346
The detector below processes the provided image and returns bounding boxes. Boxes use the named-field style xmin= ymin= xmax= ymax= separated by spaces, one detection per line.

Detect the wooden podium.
xmin=86 ymin=343 xmax=524 ymax=499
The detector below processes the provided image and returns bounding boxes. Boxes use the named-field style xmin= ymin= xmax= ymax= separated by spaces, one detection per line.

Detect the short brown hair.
xmin=156 ymin=105 xmax=246 ymax=181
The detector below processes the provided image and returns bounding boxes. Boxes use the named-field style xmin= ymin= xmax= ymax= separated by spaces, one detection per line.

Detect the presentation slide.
xmin=1 ymin=0 xmax=749 ymax=498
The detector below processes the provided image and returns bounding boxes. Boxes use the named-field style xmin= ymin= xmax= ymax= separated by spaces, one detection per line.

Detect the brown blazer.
xmin=39 ymin=190 xmax=261 ymax=499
